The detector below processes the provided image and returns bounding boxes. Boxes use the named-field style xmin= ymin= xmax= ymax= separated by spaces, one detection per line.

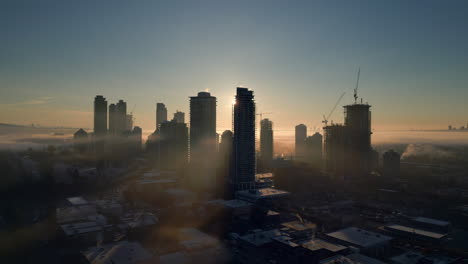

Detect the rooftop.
xmin=302 ymin=239 xmax=347 ymax=252
xmin=412 ymin=216 xmax=450 ymax=227
xmin=281 ymin=220 xmax=316 ymax=231
xmin=320 ymin=254 xmax=386 ymax=264
xmin=391 ymin=251 xmax=457 ymax=264
xmin=326 ymin=227 xmax=392 ymax=248
xmin=384 ymin=224 xmax=447 ymax=239
xmin=236 ymin=188 xmax=289 ymax=201
xmin=218 ymin=199 xmax=252 ymax=208
xmin=255 ymin=172 xmax=273 ymax=179
xmin=239 ymin=229 xmax=282 ymax=246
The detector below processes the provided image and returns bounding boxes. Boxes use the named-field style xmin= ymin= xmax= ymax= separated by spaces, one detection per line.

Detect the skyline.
xmin=1 ymin=0 xmax=468 ymax=131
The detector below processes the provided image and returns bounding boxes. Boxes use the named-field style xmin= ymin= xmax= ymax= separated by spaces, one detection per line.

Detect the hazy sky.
xmin=1 ymin=0 xmax=467 ymax=133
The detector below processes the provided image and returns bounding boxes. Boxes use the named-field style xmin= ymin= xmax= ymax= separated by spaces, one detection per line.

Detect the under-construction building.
xmin=323 ymin=102 xmax=372 ymax=179
xmin=344 ymin=103 xmax=372 ymax=177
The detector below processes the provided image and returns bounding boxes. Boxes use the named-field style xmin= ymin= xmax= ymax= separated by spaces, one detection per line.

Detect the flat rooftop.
xmin=236 ymin=188 xmax=289 ymax=200
xmin=240 ymin=229 xmax=282 ymax=246
xmin=384 ymin=224 xmax=447 ymax=239
xmin=255 ymin=172 xmax=273 ymax=179
xmin=326 ymin=227 xmax=392 ymax=248
xmin=391 ymin=251 xmax=457 ymax=264
xmin=302 ymin=239 xmax=347 ymax=252
xmin=222 ymin=199 xmax=252 ymax=208
xmin=412 ymin=217 xmax=450 ymax=227
xmin=320 ymin=254 xmax=386 ymax=264
xmin=281 ymin=220 xmax=316 ymax=231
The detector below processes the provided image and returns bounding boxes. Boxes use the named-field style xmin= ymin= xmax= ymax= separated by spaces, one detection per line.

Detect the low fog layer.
xmin=1 ymin=125 xmax=467 ymax=155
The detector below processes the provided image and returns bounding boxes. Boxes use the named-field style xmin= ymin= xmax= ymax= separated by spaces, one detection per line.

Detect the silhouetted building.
xmin=232 ymin=87 xmax=256 ymax=191
xmin=304 ymin=132 xmax=322 ymax=167
xmin=344 ymin=103 xmax=372 ymax=177
xmin=323 ymin=100 xmax=373 ymax=179
xmin=159 ymin=120 xmax=189 ymax=170
xmin=126 ymin=114 xmax=133 ymax=131
xmin=116 ymin=100 xmax=127 ymax=134
xmin=73 ymin=128 xmax=88 ymax=153
xmin=156 ymin=103 xmax=167 ymax=130
xmin=383 ymin=150 xmax=400 ymax=178
xmin=260 ymin=118 xmax=273 ymax=169
xmin=132 ymin=126 xmax=142 ymax=152
xmin=220 ymin=130 xmax=233 ymax=161
xmin=295 ymin=124 xmax=307 ymax=160
xmin=371 ymin=149 xmax=379 ymax=171
xmin=93 ymin=95 xmax=107 ymax=136
xmin=323 ymin=124 xmax=348 ymax=178
xmin=173 ymin=111 xmax=185 ymax=123
xmin=108 ymin=103 xmax=117 ymax=135
xmin=189 ymin=92 xmax=217 ymax=164
xmin=218 ymin=130 xmax=233 ymax=198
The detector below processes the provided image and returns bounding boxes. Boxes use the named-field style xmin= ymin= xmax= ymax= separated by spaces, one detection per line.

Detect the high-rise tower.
xmin=93 ymin=95 xmax=107 ymax=136
xmin=343 ymin=102 xmax=372 ymax=177
xmin=116 ymin=100 xmax=127 ymax=134
xmin=295 ymin=124 xmax=307 ymax=159
xmin=108 ymin=103 xmax=117 ymax=135
xmin=189 ymin=92 xmax=217 ymax=163
xmin=156 ymin=103 xmax=167 ymax=130
xmin=173 ymin=111 xmax=185 ymax=123
xmin=260 ymin=118 xmax=273 ymax=168
xmin=232 ymin=87 xmax=256 ymax=191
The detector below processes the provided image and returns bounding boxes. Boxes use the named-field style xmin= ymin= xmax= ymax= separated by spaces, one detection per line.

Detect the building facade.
xmin=295 ymin=124 xmax=307 ymax=160
xmin=156 ymin=103 xmax=167 ymax=130
xmin=233 ymin=87 xmax=256 ymax=191
xmin=93 ymin=95 xmax=107 ymax=136
xmin=189 ymin=92 xmax=217 ymax=163
xmin=260 ymin=118 xmax=274 ymax=169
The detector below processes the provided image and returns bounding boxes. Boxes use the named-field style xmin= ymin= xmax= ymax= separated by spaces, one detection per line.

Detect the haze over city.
xmin=2 ymin=1 xmax=468 ymax=264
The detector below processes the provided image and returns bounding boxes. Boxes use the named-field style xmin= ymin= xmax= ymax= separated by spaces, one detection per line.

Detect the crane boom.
xmin=354 ymin=67 xmax=360 ymax=103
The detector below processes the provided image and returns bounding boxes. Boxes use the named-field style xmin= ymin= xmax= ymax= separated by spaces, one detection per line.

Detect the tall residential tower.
xmin=260 ymin=118 xmax=273 ymax=168
xmin=189 ymin=92 xmax=217 ymax=163
xmin=232 ymin=87 xmax=256 ymax=191
xmin=94 ymin=95 xmax=108 ymax=136
xmin=156 ymin=103 xmax=167 ymax=130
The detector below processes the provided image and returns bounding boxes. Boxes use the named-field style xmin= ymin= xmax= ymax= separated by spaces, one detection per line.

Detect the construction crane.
xmin=354 ymin=67 xmax=361 ymax=104
xmin=322 ymin=92 xmax=346 ymax=126
xmin=130 ymin=104 xmax=136 ymax=124
xmin=256 ymin=112 xmax=273 ymax=121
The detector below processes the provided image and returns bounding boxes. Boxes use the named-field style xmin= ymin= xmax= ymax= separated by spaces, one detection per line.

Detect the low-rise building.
xmin=324 ymin=227 xmax=392 ymax=257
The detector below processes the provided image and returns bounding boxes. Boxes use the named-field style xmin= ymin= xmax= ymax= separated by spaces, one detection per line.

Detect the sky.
xmin=1 ymin=0 xmax=468 ymax=134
